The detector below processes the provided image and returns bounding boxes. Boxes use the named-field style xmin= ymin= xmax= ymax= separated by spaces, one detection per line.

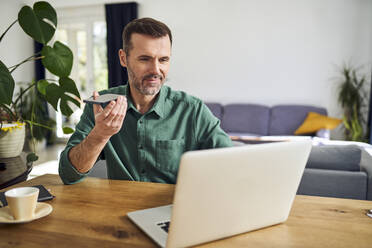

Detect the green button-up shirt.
xmin=59 ymin=85 xmax=232 ymax=184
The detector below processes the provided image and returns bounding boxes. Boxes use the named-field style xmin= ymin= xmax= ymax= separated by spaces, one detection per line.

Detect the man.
xmin=59 ymin=18 xmax=232 ymax=185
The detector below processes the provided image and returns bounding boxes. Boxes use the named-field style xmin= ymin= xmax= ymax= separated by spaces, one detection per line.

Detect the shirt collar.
xmin=124 ymin=84 xmax=137 ymax=112
xmin=149 ymin=85 xmax=166 ymax=118
xmin=124 ymin=84 xmax=166 ymax=118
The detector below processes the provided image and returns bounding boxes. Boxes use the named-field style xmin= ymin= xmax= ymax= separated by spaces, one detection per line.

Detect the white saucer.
xmin=0 ymin=202 xmax=53 ymax=224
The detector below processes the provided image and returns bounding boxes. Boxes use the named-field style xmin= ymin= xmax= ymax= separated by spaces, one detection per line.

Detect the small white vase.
xmin=0 ymin=122 xmax=26 ymax=158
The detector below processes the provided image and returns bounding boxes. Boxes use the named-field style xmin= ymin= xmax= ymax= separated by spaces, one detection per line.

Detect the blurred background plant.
xmin=337 ymin=64 xmax=370 ymax=142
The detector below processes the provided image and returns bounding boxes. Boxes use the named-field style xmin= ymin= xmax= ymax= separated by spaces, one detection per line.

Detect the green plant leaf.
xmin=18 ymin=1 xmax=57 ymax=44
xmin=42 ymin=41 xmax=73 ymax=77
xmin=60 ymin=94 xmax=81 ymax=116
xmin=27 ymin=152 xmax=39 ymax=163
xmin=62 ymin=126 xmax=74 ymax=134
xmin=45 ymin=79 xmax=80 ymax=116
xmin=59 ymin=97 xmax=73 ymax=116
xmin=37 ymin=79 xmax=49 ymax=95
xmin=59 ymin=77 xmax=80 ymax=98
xmin=45 ymin=83 xmax=62 ymax=111
xmin=63 ymin=94 xmax=80 ymax=108
xmin=0 ymin=60 xmax=15 ymax=105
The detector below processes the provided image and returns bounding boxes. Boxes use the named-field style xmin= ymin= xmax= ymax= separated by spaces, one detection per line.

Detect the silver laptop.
xmin=127 ymin=140 xmax=312 ymax=248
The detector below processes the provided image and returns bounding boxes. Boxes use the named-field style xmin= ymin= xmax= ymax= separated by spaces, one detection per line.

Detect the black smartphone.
xmin=83 ymin=94 xmax=121 ymax=104
xmin=0 ymin=185 xmax=55 ymax=207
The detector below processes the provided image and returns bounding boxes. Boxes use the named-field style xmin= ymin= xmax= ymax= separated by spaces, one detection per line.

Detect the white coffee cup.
xmin=5 ymin=187 xmax=39 ymax=220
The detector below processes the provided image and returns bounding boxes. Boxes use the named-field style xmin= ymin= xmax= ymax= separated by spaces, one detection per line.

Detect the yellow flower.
xmin=0 ymin=122 xmax=25 ymax=132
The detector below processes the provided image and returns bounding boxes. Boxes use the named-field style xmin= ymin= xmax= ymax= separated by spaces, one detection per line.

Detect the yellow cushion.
xmin=294 ymin=112 xmax=342 ymax=135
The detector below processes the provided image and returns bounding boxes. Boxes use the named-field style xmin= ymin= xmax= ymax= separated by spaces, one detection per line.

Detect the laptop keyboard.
xmin=157 ymin=221 xmax=170 ymax=233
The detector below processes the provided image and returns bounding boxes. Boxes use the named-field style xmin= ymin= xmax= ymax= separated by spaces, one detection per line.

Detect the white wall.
xmin=0 ymin=0 xmax=34 ymax=84
xmin=6 ymin=0 xmax=372 ymax=135
xmin=138 ymin=0 xmax=372 ymax=115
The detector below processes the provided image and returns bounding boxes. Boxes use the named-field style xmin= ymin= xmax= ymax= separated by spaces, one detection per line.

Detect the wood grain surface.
xmin=0 ymin=174 xmax=371 ymax=248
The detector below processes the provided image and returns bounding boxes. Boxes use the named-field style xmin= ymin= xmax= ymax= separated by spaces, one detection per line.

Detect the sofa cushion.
xmin=205 ymin=102 xmax=223 ymax=121
xmin=306 ymin=145 xmax=362 ymax=171
xmin=222 ymin=104 xmax=270 ymax=135
xmin=269 ymin=105 xmax=327 ymax=135
xmin=295 ymin=112 xmax=342 ymax=135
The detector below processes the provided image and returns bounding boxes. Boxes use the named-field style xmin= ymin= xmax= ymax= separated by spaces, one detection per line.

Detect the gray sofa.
xmin=298 ymin=145 xmax=372 ymax=200
xmin=205 ymin=102 xmax=372 ymax=200
xmin=205 ymin=103 xmax=328 ymax=137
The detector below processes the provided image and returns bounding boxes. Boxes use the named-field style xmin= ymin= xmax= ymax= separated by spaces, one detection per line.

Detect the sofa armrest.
xmin=306 ymin=145 xmax=363 ymax=171
xmin=306 ymin=144 xmax=372 ymax=200
xmin=359 ymin=149 xmax=372 ymax=200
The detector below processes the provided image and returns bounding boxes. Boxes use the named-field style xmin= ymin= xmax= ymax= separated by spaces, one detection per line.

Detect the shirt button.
xmin=138 ymin=144 xmax=143 ymax=149
xmin=139 ymin=120 xmax=143 ymax=124
xmin=141 ymin=169 xmax=146 ymax=174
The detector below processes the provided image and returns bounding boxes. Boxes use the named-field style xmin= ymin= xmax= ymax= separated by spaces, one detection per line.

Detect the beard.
xmin=127 ymin=66 xmax=165 ymax=96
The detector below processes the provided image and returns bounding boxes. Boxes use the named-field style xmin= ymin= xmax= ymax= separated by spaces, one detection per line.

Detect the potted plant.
xmin=0 ymin=1 xmax=80 ymax=162
xmin=337 ymin=64 xmax=370 ymax=142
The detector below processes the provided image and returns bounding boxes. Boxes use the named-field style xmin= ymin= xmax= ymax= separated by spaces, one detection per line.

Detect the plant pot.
xmin=0 ymin=122 xmax=26 ymax=158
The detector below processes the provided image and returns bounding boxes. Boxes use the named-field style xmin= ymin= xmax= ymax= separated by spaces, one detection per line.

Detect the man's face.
xmin=119 ymin=33 xmax=171 ymax=96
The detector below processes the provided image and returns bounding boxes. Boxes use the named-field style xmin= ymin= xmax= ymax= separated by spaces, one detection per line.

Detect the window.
xmin=49 ymin=6 xmax=107 ymax=138
xmin=93 ymin=22 xmax=108 ymax=92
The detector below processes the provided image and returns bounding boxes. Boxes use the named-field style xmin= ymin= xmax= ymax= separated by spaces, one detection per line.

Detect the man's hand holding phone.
xmin=90 ymin=91 xmax=127 ymax=141
xmin=68 ymin=92 xmax=127 ymax=173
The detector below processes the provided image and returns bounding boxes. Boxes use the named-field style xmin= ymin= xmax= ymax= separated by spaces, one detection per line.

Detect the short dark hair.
xmin=122 ymin=17 xmax=172 ymax=55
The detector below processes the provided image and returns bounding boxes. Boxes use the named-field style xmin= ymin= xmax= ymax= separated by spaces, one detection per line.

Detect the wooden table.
xmin=0 ymin=174 xmax=372 ymax=248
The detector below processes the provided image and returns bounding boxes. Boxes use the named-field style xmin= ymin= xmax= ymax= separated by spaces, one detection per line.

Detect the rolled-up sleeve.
xmin=58 ymin=104 xmax=95 ymax=184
